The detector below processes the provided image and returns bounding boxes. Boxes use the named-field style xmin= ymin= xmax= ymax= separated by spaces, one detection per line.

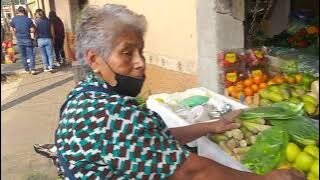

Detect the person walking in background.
xmin=49 ymin=11 xmax=66 ymax=66
xmin=10 ymin=6 xmax=37 ymax=74
xmin=35 ymin=9 xmax=55 ymax=72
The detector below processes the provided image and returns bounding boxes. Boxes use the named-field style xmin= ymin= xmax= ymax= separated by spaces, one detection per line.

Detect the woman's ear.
xmin=84 ymin=49 xmax=117 ymax=86
xmin=85 ymin=50 xmax=98 ymax=68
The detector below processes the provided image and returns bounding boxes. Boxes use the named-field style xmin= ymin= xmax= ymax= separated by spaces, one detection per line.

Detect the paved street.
xmin=1 ymin=53 xmax=75 ymax=179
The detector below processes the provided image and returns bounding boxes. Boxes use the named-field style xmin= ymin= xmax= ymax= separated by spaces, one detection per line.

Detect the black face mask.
xmin=111 ymin=73 xmax=145 ymax=97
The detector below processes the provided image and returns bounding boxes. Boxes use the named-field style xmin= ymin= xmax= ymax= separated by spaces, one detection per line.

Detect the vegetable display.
xmin=209 ymin=102 xmax=319 ymax=178
xmin=241 ymin=127 xmax=289 ymax=175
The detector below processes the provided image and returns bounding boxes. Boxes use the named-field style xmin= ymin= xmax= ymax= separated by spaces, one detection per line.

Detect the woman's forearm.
xmin=169 ymin=122 xmax=213 ymax=145
xmin=171 ymin=153 xmax=264 ymax=180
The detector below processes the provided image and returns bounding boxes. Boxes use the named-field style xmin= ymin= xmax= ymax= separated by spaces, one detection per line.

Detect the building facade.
xmin=25 ymin=0 xmax=246 ymax=93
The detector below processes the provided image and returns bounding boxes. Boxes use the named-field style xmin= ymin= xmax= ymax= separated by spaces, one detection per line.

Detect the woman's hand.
xmin=263 ymin=169 xmax=305 ymax=180
xmin=208 ymin=109 xmax=242 ymax=134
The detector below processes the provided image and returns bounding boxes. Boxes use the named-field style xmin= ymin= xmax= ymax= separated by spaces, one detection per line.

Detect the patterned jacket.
xmin=55 ymin=72 xmax=190 ymax=179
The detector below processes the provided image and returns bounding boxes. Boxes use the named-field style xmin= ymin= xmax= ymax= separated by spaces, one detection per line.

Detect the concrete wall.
xmin=88 ymin=0 xmax=198 ymax=75
xmin=264 ymin=0 xmax=291 ymax=37
xmin=197 ymin=0 xmax=244 ymax=92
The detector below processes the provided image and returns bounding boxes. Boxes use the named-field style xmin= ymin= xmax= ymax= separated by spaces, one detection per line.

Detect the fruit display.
xmin=284 ymin=143 xmax=319 ymax=180
xmin=258 ymin=77 xmax=319 ymax=117
xmin=1 ymin=40 xmax=16 ymax=64
xmin=208 ymin=104 xmax=319 ymax=178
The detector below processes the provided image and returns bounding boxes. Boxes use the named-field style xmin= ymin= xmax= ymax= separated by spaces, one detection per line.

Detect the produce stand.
xmin=145 ymin=86 xmax=319 ymax=178
xmin=143 ymin=3 xmax=319 ymax=177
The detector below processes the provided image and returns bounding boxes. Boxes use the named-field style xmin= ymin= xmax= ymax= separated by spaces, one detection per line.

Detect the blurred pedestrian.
xmin=49 ymin=11 xmax=66 ymax=66
xmin=10 ymin=6 xmax=37 ymax=74
xmin=35 ymin=9 xmax=55 ymax=72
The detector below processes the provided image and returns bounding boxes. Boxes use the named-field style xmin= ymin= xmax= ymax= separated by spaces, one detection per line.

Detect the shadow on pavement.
xmin=1 ymin=76 xmax=73 ymax=112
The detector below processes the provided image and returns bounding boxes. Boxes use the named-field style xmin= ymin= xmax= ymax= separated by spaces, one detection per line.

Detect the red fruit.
xmin=296 ymin=41 xmax=308 ymax=48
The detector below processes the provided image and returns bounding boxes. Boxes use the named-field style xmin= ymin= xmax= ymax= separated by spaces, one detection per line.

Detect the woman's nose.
xmin=134 ymin=53 xmax=145 ymax=69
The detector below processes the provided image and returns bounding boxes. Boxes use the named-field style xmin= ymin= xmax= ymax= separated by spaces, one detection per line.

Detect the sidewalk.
xmin=1 ymin=54 xmax=75 ymax=179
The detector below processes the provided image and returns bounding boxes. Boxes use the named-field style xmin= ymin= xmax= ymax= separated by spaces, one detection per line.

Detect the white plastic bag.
xmin=197 ymin=137 xmax=251 ymax=172
xmin=147 ymin=87 xmax=250 ymax=171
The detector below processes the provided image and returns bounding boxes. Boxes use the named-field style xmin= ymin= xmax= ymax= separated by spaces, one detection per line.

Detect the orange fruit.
xmin=236 ymin=83 xmax=244 ymax=91
xmin=251 ymin=84 xmax=259 ymax=93
xmin=244 ymin=87 xmax=254 ymax=96
xmin=259 ymin=82 xmax=267 ymax=89
xmin=244 ymin=79 xmax=253 ymax=87
xmin=227 ymin=86 xmax=237 ymax=95
xmin=295 ymin=74 xmax=302 ymax=83
xmin=253 ymin=76 xmax=263 ymax=85
xmin=231 ymin=91 xmax=242 ymax=99
xmin=274 ymin=76 xmax=285 ymax=84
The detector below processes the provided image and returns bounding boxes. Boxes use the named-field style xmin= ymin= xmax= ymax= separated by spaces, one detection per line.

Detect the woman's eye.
xmin=122 ymin=51 xmax=133 ymax=56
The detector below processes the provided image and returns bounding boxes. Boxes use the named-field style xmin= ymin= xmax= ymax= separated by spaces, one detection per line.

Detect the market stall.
xmin=142 ymin=81 xmax=319 ymax=179
xmin=138 ymin=1 xmax=320 ymax=178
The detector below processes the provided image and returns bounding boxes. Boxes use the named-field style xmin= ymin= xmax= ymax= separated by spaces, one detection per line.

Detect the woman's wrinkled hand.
xmin=263 ymin=169 xmax=306 ymax=180
xmin=208 ymin=109 xmax=243 ymax=134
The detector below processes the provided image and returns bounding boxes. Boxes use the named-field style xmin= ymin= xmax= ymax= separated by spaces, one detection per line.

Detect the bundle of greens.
xmin=269 ymin=116 xmax=319 ymax=146
xmin=241 ymin=127 xmax=289 ymax=174
xmin=239 ymin=102 xmax=304 ymax=120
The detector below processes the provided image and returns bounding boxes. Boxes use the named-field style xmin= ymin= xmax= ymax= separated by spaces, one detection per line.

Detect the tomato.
xmin=236 ymin=83 xmax=244 ymax=91
xmin=244 ymin=87 xmax=254 ymax=96
xmin=253 ymin=76 xmax=263 ymax=84
xmin=251 ymin=84 xmax=259 ymax=93
xmin=244 ymin=79 xmax=253 ymax=87
xmin=231 ymin=91 xmax=241 ymax=99
xmin=273 ymin=75 xmax=285 ymax=84
xmin=227 ymin=86 xmax=237 ymax=95
xmin=259 ymin=82 xmax=267 ymax=89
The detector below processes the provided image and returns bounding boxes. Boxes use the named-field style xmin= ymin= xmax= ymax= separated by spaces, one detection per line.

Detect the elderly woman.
xmin=54 ymin=4 xmax=304 ymax=180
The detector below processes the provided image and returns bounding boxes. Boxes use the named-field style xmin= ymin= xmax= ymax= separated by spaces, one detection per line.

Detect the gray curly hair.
xmin=75 ymin=4 xmax=147 ymax=65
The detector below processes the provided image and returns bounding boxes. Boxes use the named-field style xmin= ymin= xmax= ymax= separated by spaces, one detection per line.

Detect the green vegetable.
xmin=211 ymin=134 xmax=229 ymax=143
xmin=240 ymin=102 xmax=304 ymax=120
xmin=269 ymin=116 xmax=319 ymax=146
xmin=241 ymin=127 xmax=289 ymax=175
xmin=240 ymin=106 xmax=296 ymax=120
xmin=244 ymin=118 xmax=266 ymax=125
xmin=178 ymin=95 xmax=209 ymax=107
xmin=271 ymin=102 xmax=305 ymax=116
xmin=300 ymin=73 xmax=317 ymax=90
xmin=242 ymin=122 xmax=271 ymax=133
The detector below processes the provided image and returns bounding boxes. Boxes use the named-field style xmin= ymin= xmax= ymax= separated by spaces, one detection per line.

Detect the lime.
xmin=304 ymin=145 xmax=319 ymax=159
xmin=294 ymin=152 xmax=315 ymax=172
xmin=310 ymin=160 xmax=319 ymax=177
xmin=286 ymin=142 xmax=302 ymax=163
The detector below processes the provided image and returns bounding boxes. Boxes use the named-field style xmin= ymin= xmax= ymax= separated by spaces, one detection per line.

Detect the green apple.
xmin=286 ymin=142 xmax=302 ymax=163
xmin=310 ymin=160 xmax=319 ymax=177
xmin=294 ymin=152 xmax=315 ymax=172
xmin=304 ymin=145 xmax=319 ymax=159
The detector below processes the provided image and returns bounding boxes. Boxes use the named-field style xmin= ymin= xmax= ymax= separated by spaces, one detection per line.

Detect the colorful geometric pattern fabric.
xmin=55 ymin=72 xmax=190 ymax=179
